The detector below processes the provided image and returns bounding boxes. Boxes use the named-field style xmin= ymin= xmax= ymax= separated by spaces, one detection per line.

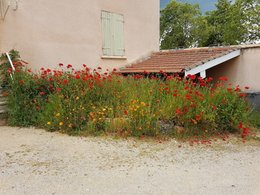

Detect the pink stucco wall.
xmin=207 ymin=47 xmax=260 ymax=92
xmin=0 ymin=0 xmax=160 ymax=71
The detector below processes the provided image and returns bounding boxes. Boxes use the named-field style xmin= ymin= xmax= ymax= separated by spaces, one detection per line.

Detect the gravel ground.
xmin=0 ymin=126 xmax=260 ymax=195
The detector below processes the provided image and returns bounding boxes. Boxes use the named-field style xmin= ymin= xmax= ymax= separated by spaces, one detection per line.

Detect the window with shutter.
xmin=101 ymin=11 xmax=125 ymax=57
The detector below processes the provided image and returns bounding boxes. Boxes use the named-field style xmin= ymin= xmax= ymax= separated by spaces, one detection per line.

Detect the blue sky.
xmin=160 ymin=0 xmax=218 ymax=13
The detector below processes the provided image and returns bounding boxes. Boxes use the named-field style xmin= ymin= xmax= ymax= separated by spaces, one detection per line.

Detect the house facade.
xmin=0 ymin=0 xmax=160 ymax=70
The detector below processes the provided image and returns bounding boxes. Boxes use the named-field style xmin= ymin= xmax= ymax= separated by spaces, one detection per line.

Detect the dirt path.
xmin=0 ymin=127 xmax=259 ymax=195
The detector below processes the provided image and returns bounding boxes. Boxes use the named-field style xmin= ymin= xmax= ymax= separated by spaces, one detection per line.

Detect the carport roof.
xmin=119 ymin=47 xmax=240 ymax=77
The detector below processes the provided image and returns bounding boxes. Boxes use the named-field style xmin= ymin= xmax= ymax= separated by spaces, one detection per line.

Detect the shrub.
xmin=1 ymin=51 xmax=253 ymax=138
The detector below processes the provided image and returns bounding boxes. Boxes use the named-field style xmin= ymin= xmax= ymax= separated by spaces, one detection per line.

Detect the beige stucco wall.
xmin=207 ymin=47 xmax=260 ymax=91
xmin=0 ymin=0 xmax=160 ymax=71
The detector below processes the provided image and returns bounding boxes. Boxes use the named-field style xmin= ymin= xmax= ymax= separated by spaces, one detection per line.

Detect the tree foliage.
xmin=160 ymin=0 xmax=209 ymax=49
xmin=160 ymin=0 xmax=260 ymax=49
xmin=236 ymin=0 xmax=260 ymax=42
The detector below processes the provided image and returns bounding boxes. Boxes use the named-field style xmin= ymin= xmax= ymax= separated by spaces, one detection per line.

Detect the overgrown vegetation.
xmin=0 ymin=51 xmax=253 ymax=139
xmin=249 ymin=111 xmax=260 ymax=129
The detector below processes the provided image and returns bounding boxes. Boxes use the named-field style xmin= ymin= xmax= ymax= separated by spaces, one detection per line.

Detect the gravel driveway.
xmin=0 ymin=126 xmax=259 ymax=195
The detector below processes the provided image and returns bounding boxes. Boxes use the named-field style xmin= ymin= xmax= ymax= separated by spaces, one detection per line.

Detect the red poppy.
xmin=235 ymin=87 xmax=241 ymax=92
xmin=67 ymin=64 xmax=72 ymax=69
xmin=59 ymin=63 xmax=63 ymax=67
xmin=238 ymin=122 xmax=243 ymax=129
xmin=56 ymin=88 xmax=61 ymax=93
xmin=219 ymin=76 xmax=228 ymax=81
xmin=185 ymin=94 xmax=191 ymax=100
xmin=82 ymin=76 xmax=88 ymax=81
xmin=242 ymin=127 xmax=250 ymax=138
xmin=175 ymin=108 xmax=183 ymax=115
xmin=63 ymin=79 xmax=69 ymax=85
xmin=227 ymin=88 xmax=233 ymax=91
xmin=196 ymin=115 xmax=201 ymax=121
xmin=39 ymin=92 xmax=45 ymax=96
xmin=207 ymin=77 xmax=213 ymax=82
xmin=187 ymin=74 xmax=196 ymax=80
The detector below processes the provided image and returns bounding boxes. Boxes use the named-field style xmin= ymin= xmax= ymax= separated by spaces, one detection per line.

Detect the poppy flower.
xmin=187 ymin=74 xmax=196 ymax=80
xmin=63 ymin=79 xmax=69 ymax=85
xmin=227 ymin=88 xmax=233 ymax=91
xmin=238 ymin=122 xmax=243 ymax=129
xmin=39 ymin=92 xmax=45 ymax=96
xmin=185 ymin=94 xmax=191 ymax=100
xmin=219 ymin=76 xmax=228 ymax=81
xmin=242 ymin=127 xmax=250 ymax=138
xmin=195 ymin=115 xmax=201 ymax=121
xmin=124 ymin=110 xmax=128 ymax=115
xmin=207 ymin=77 xmax=213 ymax=82
xmin=56 ymin=88 xmax=61 ymax=93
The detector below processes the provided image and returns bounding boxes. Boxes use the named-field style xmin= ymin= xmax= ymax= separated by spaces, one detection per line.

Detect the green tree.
xmin=160 ymin=0 xmax=209 ymax=49
xmin=235 ymin=0 xmax=260 ymax=43
xmin=204 ymin=0 xmax=260 ymax=46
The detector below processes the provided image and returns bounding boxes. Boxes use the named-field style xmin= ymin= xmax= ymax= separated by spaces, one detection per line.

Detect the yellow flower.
xmin=59 ymin=122 xmax=64 ymax=126
xmin=47 ymin=121 xmax=51 ymax=125
xmin=68 ymin=124 xmax=73 ymax=128
xmin=76 ymin=96 xmax=80 ymax=100
xmin=56 ymin=113 xmax=60 ymax=117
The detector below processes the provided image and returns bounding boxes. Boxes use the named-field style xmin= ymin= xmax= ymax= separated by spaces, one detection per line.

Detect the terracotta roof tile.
xmin=119 ymin=47 xmax=238 ymax=73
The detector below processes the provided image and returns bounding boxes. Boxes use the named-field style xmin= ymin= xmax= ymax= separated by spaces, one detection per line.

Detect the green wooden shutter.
xmin=113 ymin=14 xmax=125 ymax=56
xmin=101 ymin=11 xmax=125 ymax=56
xmin=101 ymin=11 xmax=113 ymax=56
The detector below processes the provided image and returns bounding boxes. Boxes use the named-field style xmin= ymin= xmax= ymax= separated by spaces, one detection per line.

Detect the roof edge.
xmin=185 ymin=50 xmax=241 ymax=78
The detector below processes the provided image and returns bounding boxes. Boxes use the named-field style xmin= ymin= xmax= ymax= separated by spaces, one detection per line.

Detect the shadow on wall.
xmin=206 ymin=59 xmax=260 ymax=111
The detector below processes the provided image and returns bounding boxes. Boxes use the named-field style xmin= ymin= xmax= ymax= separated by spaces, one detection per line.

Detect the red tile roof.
xmin=119 ymin=47 xmax=238 ymax=73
